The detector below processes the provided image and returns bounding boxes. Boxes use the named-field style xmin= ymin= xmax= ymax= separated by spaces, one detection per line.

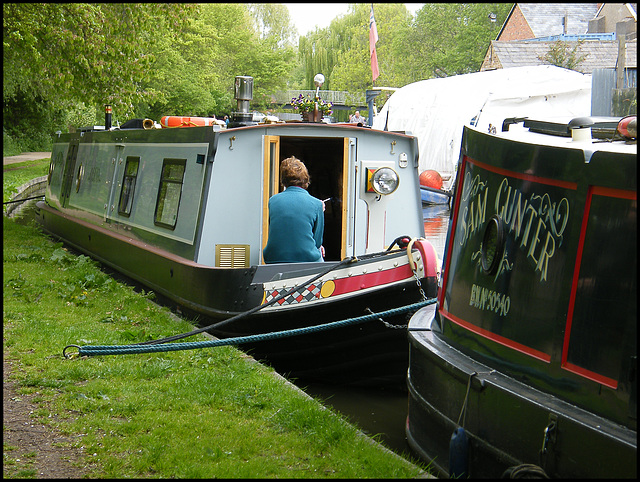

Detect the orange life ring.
xmin=160 ymin=116 xmax=217 ymax=128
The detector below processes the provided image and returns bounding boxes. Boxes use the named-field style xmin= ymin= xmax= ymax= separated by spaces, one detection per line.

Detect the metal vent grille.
xmin=215 ymin=244 xmax=250 ymax=268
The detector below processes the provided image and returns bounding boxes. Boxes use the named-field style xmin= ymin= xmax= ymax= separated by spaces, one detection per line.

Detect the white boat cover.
xmin=373 ymin=66 xmax=592 ymax=183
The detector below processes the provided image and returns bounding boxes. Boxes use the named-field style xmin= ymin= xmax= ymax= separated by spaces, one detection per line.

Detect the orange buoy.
xmin=419 ymin=170 xmax=443 ymax=190
xmin=160 ymin=116 xmax=217 ymax=128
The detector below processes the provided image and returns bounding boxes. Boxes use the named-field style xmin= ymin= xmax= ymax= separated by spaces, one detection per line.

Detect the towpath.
xmin=3 ymin=152 xmax=51 ymax=166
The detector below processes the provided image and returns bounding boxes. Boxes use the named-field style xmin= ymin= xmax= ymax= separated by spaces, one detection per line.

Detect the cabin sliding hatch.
xmin=262 ymin=135 xmax=350 ymax=263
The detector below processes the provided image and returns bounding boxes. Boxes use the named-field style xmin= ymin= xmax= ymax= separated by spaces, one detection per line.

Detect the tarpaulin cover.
xmin=373 ymin=66 xmax=592 ymax=183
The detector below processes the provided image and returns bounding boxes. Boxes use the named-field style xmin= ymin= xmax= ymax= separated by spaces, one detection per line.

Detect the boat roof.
xmin=480 ymin=115 xmax=637 ymax=156
xmin=71 ymin=120 xmax=418 ymax=140
xmin=223 ymin=121 xmax=418 ymax=139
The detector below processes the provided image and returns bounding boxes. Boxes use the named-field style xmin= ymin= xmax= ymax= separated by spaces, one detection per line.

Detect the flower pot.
xmin=302 ymin=111 xmax=323 ymax=123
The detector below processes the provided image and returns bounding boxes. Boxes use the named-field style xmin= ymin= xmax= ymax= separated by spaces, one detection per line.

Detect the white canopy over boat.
xmin=373 ymin=66 xmax=592 ymax=184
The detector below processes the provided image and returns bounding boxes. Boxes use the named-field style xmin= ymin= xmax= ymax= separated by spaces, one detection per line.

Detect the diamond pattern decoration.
xmin=264 ymin=282 xmax=322 ymax=305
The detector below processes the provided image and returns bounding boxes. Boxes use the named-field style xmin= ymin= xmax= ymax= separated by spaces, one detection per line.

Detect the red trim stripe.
xmin=591 ymin=185 xmax=637 ymax=200
xmin=560 ymin=185 xmax=634 ymax=389
xmin=468 ymin=157 xmax=578 ymax=190
xmin=440 ymin=309 xmax=551 ymax=362
xmin=443 ymin=152 xmax=634 ymax=386
xmin=439 ymin=158 xmax=467 ymax=307
xmin=331 ymin=264 xmax=414 ymax=296
xmin=563 ymin=362 xmax=618 ymax=389
xmin=562 ymin=186 xmax=593 ymax=368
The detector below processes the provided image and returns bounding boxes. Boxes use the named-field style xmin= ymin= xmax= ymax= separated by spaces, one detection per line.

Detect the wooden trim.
xmin=262 ymin=136 xmax=280 ymax=263
xmin=341 ymin=137 xmax=350 ymax=259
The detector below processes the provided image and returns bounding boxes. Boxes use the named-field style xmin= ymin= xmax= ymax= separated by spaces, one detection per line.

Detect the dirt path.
xmin=3 ymin=357 xmax=95 ymax=478
xmin=3 ymin=152 xmax=51 ymax=166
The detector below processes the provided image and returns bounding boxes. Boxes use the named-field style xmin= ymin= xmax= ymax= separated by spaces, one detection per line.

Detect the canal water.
xmin=299 ymin=203 xmax=451 ymax=460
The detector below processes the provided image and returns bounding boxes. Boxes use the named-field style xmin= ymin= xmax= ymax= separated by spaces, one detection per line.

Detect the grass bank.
xmin=3 ymin=160 xmax=431 ymax=478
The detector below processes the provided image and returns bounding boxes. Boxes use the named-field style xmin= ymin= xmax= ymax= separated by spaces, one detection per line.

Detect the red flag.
xmin=369 ymin=4 xmax=379 ymax=82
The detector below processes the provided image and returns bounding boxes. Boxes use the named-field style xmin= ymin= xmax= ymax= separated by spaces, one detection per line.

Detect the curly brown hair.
xmin=279 ymin=156 xmax=310 ymax=189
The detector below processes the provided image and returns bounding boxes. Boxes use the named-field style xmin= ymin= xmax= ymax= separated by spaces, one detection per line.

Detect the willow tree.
xmin=330 ymin=4 xmax=412 ymax=92
xmin=296 ymin=4 xmax=412 ymax=93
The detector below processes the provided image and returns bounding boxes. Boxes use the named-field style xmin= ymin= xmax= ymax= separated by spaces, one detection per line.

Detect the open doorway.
xmin=278 ymin=136 xmax=347 ymax=261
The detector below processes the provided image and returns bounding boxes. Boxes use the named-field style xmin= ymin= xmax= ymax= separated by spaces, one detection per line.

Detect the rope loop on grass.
xmin=69 ymin=299 xmax=436 ymax=357
xmin=63 ymin=345 xmax=81 ymax=359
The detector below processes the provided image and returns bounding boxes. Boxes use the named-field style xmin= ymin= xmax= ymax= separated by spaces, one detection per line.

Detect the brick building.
xmin=481 ymin=3 xmax=637 ymax=75
xmin=496 ymin=3 xmax=600 ymax=41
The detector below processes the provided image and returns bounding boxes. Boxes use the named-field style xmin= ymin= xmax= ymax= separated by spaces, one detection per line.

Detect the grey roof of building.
xmin=519 ymin=3 xmax=601 ymax=36
xmin=487 ymin=39 xmax=637 ymax=73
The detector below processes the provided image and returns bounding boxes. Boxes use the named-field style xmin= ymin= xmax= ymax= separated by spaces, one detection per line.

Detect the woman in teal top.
xmin=263 ymin=157 xmax=325 ymax=263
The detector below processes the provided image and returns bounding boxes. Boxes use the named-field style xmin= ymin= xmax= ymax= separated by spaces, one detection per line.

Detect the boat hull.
xmin=35 ymin=115 xmax=436 ymax=390
xmin=406 ymin=305 xmax=637 ymax=478
xmin=228 ymin=285 xmax=420 ymax=390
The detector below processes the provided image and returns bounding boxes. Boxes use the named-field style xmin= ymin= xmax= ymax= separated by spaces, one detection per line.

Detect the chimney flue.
xmin=234 ymin=76 xmax=253 ymax=113
xmin=105 ymin=105 xmax=112 ymax=130
xmin=230 ymin=76 xmax=255 ymax=127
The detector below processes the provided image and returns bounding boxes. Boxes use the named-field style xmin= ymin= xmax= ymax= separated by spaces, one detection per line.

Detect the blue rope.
xmin=70 ymin=299 xmax=436 ymax=357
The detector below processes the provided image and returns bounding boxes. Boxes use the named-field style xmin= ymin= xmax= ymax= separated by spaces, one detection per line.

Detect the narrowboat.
xmin=35 ymin=76 xmax=439 ymax=390
xmin=406 ymin=115 xmax=637 ymax=477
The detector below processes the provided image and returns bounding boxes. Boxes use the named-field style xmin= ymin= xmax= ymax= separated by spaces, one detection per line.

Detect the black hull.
xmin=217 ymin=284 xmax=419 ymax=391
xmin=235 ymin=320 xmax=410 ymax=390
xmin=36 ymin=201 xmax=434 ymax=390
xmin=407 ymin=305 xmax=637 ymax=478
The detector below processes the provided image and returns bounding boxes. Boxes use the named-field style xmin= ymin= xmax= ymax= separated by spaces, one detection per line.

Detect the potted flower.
xmin=291 ymin=94 xmax=333 ymax=122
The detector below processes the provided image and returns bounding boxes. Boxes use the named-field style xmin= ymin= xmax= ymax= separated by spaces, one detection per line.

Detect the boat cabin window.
xmin=118 ymin=156 xmax=140 ymax=217
xmin=154 ymin=158 xmax=186 ymax=229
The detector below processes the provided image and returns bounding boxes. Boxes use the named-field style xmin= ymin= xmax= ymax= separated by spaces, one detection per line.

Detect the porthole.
xmin=481 ymin=215 xmax=506 ymax=275
xmin=75 ymin=164 xmax=84 ymax=192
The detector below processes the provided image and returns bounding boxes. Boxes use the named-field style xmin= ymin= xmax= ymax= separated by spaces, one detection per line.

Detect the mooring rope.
xmin=3 ymin=194 xmax=45 ymax=205
xmin=135 ymin=244 xmax=414 ymax=347
xmin=134 ymin=254 xmax=361 ymax=346
xmin=63 ymin=299 xmax=436 ymax=358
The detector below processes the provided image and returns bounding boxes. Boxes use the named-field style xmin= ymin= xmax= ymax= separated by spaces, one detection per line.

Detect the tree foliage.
xmin=297 ymin=4 xmax=412 ymax=92
xmin=297 ymin=3 xmax=511 ymax=95
xmin=537 ymin=39 xmax=589 ymax=71
xmin=401 ymin=4 xmax=511 ymax=79
xmin=139 ymin=3 xmax=258 ymax=118
xmin=3 ymin=3 xmax=196 ymax=112
xmin=247 ymin=3 xmax=297 ymax=47
xmin=4 ymin=2 xmax=512 ymax=153
xmin=141 ymin=3 xmax=295 ymax=117
xmin=3 ymin=2 xmax=295 ymax=150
